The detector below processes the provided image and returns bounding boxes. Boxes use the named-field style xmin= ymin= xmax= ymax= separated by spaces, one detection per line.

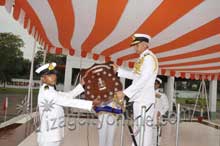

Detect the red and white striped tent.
xmin=1 ymin=0 xmax=220 ymax=80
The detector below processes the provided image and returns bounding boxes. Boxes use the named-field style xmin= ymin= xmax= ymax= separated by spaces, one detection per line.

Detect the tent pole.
xmin=191 ymin=80 xmax=202 ymax=120
xmin=27 ymin=40 xmax=37 ymax=114
xmin=191 ymin=79 xmax=210 ymax=121
xmin=176 ymin=104 xmax=180 ymax=146
xmin=203 ymin=80 xmax=210 ymax=120
xmin=43 ymin=48 xmax=47 ymax=64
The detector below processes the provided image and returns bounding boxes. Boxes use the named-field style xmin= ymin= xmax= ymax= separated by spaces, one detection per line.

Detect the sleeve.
xmin=117 ymin=67 xmax=136 ymax=80
xmin=55 ymin=96 xmax=93 ymax=111
xmin=56 ymin=96 xmax=93 ymax=111
xmin=159 ymin=94 xmax=169 ymax=115
xmin=123 ymin=56 xmax=155 ymax=98
xmin=55 ymin=85 xmax=92 ymax=111
xmin=57 ymin=84 xmax=84 ymax=98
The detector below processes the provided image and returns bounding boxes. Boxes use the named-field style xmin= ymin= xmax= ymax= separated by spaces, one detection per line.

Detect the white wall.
xmin=0 ymin=78 xmax=40 ymax=89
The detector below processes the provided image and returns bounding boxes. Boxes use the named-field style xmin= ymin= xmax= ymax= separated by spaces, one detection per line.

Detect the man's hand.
xmin=157 ymin=111 xmax=161 ymax=125
xmin=92 ymin=97 xmax=102 ymax=107
xmin=116 ymin=91 xmax=125 ymax=102
xmin=110 ymin=63 xmax=119 ymax=73
xmin=157 ymin=111 xmax=161 ymax=118
xmin=80 ymin=77 xmax=85 ymax=85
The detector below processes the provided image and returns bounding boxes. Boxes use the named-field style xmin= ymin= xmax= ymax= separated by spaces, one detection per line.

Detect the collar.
xmin=42 ymin=83 xmax=55 ymax=90
xmin=155 ymin=88 xmax=160 ymax=92
xmin=140 ymin=49 xmax=150 ymax=58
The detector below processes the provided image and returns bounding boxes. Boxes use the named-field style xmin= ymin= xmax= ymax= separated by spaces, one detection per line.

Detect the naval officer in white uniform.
xmin=35 ymin=62 xmax=100 ymax=146
xmin=114 ymin=33 xmax=159 ymax=146
xmin=90 ymin=66 xmax=124 ymax=146
xmin=153 ymin=77 xmax=169 ymax=146
xmin=95 ymin=98 xmax=123 ymax=146
xmin=154 ymin=77 xmax=169 ymax=124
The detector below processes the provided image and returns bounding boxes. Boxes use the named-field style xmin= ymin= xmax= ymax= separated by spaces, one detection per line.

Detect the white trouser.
xmin=38 ymin=141 xmax=61 ymax=146
xmin=98 ymin=113 xmax=117 ymax=146
xmin=132 ymin=102 xmax=155 ymax=146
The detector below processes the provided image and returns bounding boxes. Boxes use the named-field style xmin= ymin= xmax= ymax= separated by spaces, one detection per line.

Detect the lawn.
xmin=0 ymin=88 xmax=39 ymax=123
xmin=0 ymin=87 xmax=39 ymax=94
xmin=176 ymin=97 xmax=220 ymax=109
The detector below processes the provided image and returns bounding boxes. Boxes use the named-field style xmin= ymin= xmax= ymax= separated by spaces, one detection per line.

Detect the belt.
xmin=94 ymin=106 xmax=123 ymax=114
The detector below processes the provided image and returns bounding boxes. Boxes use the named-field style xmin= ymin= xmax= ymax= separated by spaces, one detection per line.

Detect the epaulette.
xmin=44 ymin=85 xmax=49 ymax=90
xmin=143 ymin=53 xmax=150 ymax=57
xmin=144 ymin=52 xmax=158 ymax=73
xmin=133 ymin=53 xmax=150 ymax=74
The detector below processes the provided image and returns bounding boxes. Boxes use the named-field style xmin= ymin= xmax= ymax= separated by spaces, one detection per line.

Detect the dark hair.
xmin=155 ymin=80 xmax=161 ymax=85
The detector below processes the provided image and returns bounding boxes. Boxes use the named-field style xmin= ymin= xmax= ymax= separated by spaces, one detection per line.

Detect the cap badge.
xmin=44 ymin=85 xmax=49 ymax=90
xmin=48 ymin=63 xmax=54 ymax=71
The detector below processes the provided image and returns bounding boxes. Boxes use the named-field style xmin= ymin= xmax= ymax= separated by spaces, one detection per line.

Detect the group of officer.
xmin=35 ymin=33 xmax=169 ymax=146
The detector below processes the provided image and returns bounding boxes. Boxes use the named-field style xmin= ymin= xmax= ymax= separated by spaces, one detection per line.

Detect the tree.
xmin=0 ymin=32 xmax=25 ymax=87
xmin=18 ymin=58 xmax=31 ymax=78
xmin=34 ymin=47 xmax=66 ymax=65
xmin=34 ymin=47 xmax=66 ymax=83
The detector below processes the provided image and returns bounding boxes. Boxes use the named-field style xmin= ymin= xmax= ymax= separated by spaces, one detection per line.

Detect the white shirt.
xmin=155 ymin=89 xmax=169 ymax=115
xmin=37 ymin=84 xmax=93 ymax=142
xmin=117 ymin=49 xmax=158 ymax=104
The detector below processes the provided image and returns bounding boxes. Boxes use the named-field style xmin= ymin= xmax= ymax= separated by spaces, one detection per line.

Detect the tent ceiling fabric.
xmin=1 ymin=0 xmax=220 ymax=80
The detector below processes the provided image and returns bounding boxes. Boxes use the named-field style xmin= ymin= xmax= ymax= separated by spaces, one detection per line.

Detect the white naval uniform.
xmin=153 ymin=89 xmax=169 ymax=146
xmin=37 ymin=84 xmax=93 ymax=146
xmin=117 ymin=49 xmax=158 ymax=146
xmin=97 ymin=101 xmax=122 ymax=146
xmin=154 ymin=89 xmax=169 ymax=119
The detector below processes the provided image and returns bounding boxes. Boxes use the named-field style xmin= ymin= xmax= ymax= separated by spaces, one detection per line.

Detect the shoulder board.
xmin=143 ymin=52 xmax=158 ymax=72
xmin=143 ymin=53 xmax=150 ymax=57
xmin=44 ymin=85 xmax=49 ymax=90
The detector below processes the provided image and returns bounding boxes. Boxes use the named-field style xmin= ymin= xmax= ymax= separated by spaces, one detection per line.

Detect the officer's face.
xmin=42 ymin=74 xmax=57 ymax=86
xmin=134 ymin=42 xmax=149 ymax=54
xmin=155 ymin=82 xmax=160 ymax=89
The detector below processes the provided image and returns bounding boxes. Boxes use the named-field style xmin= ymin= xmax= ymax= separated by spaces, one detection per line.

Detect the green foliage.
xmin=0 ymin=87 xmax=39 ymax=94
xmin=175 ymin=79 xmax=201 ymax=91
xmin=198 ymin=98 xmax=206 ymax=109
xmin=176 ymin=97 xmax=206 ymax=109
xmin=34 ymin=47 xmax=66 ymax=66
xmin=0 ymin=32 xmax=27 ymax=86
xmin=34 ymin=47 xmax=66 ymax=83
xmin=185 ymin=98 xmax=195 ymax=104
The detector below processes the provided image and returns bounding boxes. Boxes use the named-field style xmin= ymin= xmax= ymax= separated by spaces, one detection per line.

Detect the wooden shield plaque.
xmin=80 ymin=62 xmax=122 ymax=105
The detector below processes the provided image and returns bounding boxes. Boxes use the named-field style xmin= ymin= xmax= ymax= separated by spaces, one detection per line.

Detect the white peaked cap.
xmin=35 ymin=62 xmax=57 ymax=74
xmin=156 ymin=77 xmax=162 ymax=84
xmin=130 ymin=33 xmax=151 ymax=46
xmin=133 ymin=33 xmax=151 ymax=40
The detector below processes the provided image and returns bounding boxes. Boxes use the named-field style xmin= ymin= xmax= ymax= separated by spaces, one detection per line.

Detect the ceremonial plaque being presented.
xmin=80 ymin=62 xmax=122 ymax=105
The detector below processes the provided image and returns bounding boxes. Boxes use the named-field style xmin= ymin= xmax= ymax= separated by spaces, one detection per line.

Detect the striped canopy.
xmin=1 ymin=0 xmax=220 ymax=80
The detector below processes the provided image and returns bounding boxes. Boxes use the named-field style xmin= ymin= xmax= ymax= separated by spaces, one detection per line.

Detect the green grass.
xmin=0 ymin=87 xmax=39 ymax=94
xmin=176 ymin=97 xmax=220 ymax=109
xmin=217 ymin=99 xmax=220 ymax=109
